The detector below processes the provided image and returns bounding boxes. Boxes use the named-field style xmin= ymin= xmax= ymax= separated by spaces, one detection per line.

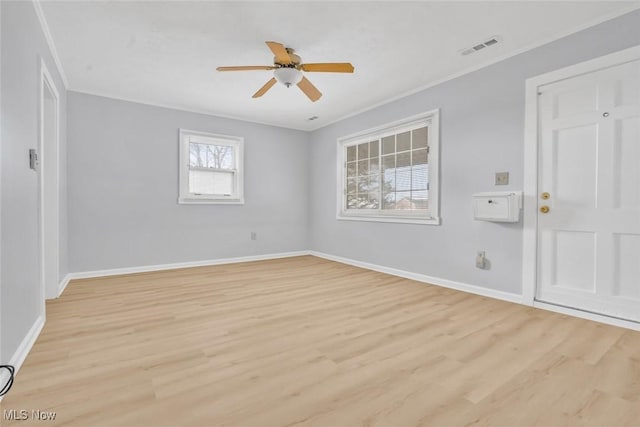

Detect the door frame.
xmin=39 ymin=58 xmax=60 ymax=302
xmin=522 ymin=44 xmax=640 ymax=330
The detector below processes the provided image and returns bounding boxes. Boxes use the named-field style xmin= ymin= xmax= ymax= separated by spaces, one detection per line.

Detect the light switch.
xmin=29 ymin=149 xmax=39 ymax=171
xmin=495 ymin=172 xmax=509 ymax=185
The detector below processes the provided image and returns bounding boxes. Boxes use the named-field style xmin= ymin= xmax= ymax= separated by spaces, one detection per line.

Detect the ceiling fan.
xmin=216 ymin=41 xmax=354 ymax=102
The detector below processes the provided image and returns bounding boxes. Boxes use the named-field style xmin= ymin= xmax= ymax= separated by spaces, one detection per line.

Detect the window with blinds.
xmin=179 ymin=130 xmax=244 ymax=204
xmin=338 ymin=111 xmax=440 ymax=224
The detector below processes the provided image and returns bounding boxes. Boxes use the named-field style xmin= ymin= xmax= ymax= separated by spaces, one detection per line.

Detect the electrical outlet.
xmin=250 ymin=232 xmax=257 ymax=241
xmin=495 ymin=172 xmax=509 ymax=185
xmin=476 ymin=251 xmax=486 ymax=269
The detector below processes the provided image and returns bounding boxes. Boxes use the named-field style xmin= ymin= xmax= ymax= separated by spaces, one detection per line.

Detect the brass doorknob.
xmin=540 ymin=205 xmax=550 ymax=214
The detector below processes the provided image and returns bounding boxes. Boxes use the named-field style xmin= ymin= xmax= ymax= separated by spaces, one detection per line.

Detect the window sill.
xmin=337 ymin=214 xmax=441 ymax=225
xmin=178 ymin=198 xmax=244 ymax=205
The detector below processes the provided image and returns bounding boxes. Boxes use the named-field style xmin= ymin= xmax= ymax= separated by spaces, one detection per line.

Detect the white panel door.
xmin=537 ymin=59 xmax=640 ymax=322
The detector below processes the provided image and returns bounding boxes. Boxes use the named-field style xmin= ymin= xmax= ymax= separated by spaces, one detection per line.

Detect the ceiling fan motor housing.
xmin=280 ymin=48 xmax=301 ymax=66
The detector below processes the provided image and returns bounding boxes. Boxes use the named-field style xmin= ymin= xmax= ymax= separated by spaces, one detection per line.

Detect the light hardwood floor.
xmin=2 ymin=256 xmax=639 ymax=426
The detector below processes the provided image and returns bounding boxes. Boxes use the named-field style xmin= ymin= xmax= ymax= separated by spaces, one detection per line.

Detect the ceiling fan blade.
xmin=297 ymin=76 xmax=322 ymax=102
xmin=217 ymin=66 xmax=275 ymax=71
xmin=265 ymin=41 xmax=291 ymax=65
xmin=300 ymin=63 xmax=354 ymax=73
xmin=252 ymin=78 xmax=277 ymax=98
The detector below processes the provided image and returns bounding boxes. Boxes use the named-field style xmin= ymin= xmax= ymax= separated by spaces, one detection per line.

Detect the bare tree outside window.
xmin=345 ymin=127 xmax=429 ymax=212
xmin=180 ymin=130 xmax=244 ymax=204
xmin=189 ymin=143 xmax=233 ymax=169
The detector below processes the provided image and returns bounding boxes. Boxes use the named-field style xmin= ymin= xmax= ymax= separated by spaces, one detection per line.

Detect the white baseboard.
xmin=309 ymin=251 xmax=522 ymax=304
xmin=309 ymin=251 xmax=639 ymax=331
xmin=58 ymin=250 xmax=639 ymax=331
xmin=532 ymin=301 xmax=640 ymax=331
xmin=3 ymin=251 xmax=310 ymax=400
xmin=6 ymin=248 xmax=633 ymax=404
xmin=65 ymin=250 xmax=522 ymax=307
xmin=57 ymin=274 xmax=72 ymax=298
xmin=65 ymin=251 xmax=311 ymax=283
xmin=0 ymin=314 xmax=45 ymax=402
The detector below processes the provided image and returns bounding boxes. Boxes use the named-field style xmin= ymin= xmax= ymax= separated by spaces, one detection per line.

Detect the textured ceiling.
xmin=41 ymin=1 xmax=639 ymax=130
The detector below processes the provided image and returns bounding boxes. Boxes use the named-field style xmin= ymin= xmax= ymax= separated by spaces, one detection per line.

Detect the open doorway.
xmin=40 ymin=60 xmax=60 ymax=300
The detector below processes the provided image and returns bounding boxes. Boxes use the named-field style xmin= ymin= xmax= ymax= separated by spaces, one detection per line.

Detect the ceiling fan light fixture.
xmin=217 ymin=41 xmax=352 ymax=101
xmin=274 ymin=67 xmax=303 ymax=88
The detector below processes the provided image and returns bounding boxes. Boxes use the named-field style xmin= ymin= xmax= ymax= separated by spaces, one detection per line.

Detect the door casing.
xmin=522 ymin=44 xmax=640 ymax=331
xmin=39 ymin=59 xmax=60 ymax=302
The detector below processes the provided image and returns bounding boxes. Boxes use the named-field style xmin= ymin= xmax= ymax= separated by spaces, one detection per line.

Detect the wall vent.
xmin=460 ymin=36 xmax=502 ymax=56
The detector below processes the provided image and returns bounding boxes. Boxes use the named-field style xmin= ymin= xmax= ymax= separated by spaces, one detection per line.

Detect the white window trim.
xmin=336 ymin=109 xmax=441 ymax=225
xmin=178 ymin=129 xmax=244 ymax=205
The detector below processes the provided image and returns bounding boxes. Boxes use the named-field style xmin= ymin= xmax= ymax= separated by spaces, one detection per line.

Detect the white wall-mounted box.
xmin=472 ymin=191 xmax=522 ymax=223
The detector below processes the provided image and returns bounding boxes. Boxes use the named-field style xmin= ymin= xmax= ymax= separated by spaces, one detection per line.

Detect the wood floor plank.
xmin=2 ymin=255 xmax=639 ymax=426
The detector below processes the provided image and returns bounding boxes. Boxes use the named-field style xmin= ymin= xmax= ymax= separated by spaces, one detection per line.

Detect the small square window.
xmin=179 ymin=130 xmax=244 ymax=204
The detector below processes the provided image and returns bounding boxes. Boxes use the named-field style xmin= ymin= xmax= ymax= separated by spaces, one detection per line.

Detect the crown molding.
xmin=32 ymin=0 xmax=69 ymax=89
xmin=312 ymin=3 xmax=640 ymax=131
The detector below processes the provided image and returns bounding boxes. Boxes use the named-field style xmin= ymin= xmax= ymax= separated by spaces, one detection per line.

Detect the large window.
xmin=337 ymin=110 xmax=440 ymax=224
xmin=179 ymin=129 xmax=244 ymax=204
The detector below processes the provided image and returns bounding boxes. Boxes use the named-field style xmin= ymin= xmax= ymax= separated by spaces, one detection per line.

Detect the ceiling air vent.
xmin=460 ymin=36 xmax=502 ymax=56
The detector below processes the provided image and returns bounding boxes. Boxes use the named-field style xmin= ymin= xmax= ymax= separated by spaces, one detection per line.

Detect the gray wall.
xmin=308 ymin=10 xmax=640 ymax=296
xmin=5 ymin=5 xmax=637 ymax=369
xmin=1 ymin=1 xmax=68 ymax=362
xmin=67 ymin=92 xmax=309 ymax=272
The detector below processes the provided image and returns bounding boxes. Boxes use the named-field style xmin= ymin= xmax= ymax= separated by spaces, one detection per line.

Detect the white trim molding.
xmin=312 ymin=251 xmax=640 ymax=331
xmin=63 ymin=250 xmax=522 ymax=306
xmin=31 ymin=4 xmax=639 ymax=133
xmin=533 ymin=301 xmax=640 ymax=332
xmin=310 ymin=251 xmax=522 ymax=304
xmin=50 ymin=244 xmax=640 ymax=343
xmin=40 ymin=58 xmax=61 ymax=301
xmin=57 ymin=274 xmax=72 ymax=298
xmin=522 ymin=44 xmax=640 ymax=320
xmin=32 ymin=0 xmax=68 ymax=89
xmin=65 ymin=251 xmax=311 ymax=282
xmin=62 ymin=250 xmax=523 ymax=307
xmin=315 ymin=4 xmax=640 ymax=132
xmin=0 ymin=315 xmax=45 ymax=402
